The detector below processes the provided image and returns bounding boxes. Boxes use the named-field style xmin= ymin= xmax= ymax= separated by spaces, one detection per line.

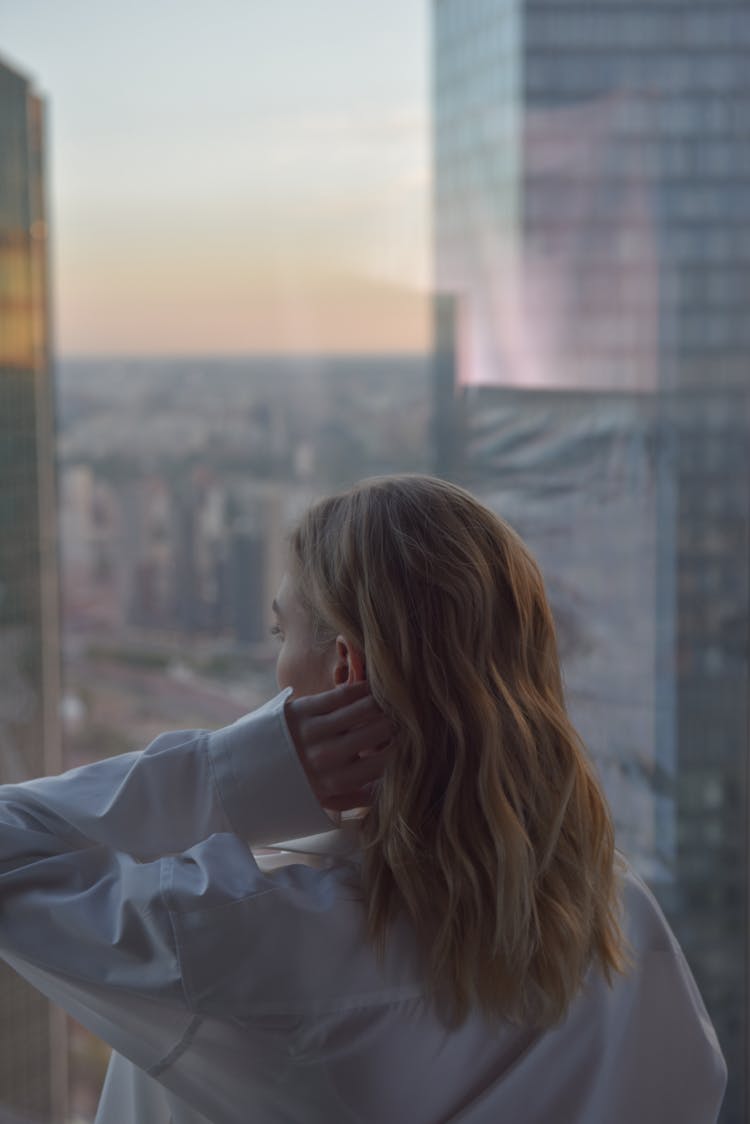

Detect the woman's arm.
xmin=0 ymin=682 xmax=389 ymax=865
xmin=0 ymin=683 xmax=387 ymax=1087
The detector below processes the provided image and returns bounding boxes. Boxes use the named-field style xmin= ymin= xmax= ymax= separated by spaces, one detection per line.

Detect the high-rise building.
xmin=0 ymin=55 xmax=66 ymax=1121
xmin=432 ymin=4 xmax=749 ymax=1121
xmin=226 ymin=483 xmax=285 ymax=647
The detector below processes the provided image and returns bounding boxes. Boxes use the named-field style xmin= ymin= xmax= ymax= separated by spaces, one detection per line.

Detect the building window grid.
xmin=525 ymin=8 xmax=750 ymax=51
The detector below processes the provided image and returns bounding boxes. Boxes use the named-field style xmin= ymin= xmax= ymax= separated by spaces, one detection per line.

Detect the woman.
xmin=0 ymin=475 xmax=726 ymax=1123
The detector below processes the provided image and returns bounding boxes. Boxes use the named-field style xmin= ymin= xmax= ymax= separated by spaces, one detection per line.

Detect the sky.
xmin=2 ymin=0 xmax=431 ymax=356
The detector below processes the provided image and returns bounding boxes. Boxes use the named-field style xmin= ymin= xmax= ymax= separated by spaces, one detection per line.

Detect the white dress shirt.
xmin=0 ymin=689 xmax=727 ymax=1123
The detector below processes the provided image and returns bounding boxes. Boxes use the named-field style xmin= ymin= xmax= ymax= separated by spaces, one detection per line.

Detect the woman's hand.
xmin=285 ymin=682 xmax=393 ymax=813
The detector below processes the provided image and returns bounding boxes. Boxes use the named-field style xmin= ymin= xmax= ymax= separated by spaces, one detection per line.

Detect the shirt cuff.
xmin=206 ymin=689 xmax=336 ymax=847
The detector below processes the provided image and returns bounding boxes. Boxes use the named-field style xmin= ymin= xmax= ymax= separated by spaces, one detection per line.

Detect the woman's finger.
xmin=316 ymin=748 xmax=392 ymax=801
xmin=308 ymin=715 xmax=395 ymax=770
xmin=307 ymin=694 xmax=385 ymax=740
xmin=294 ymin=681 xmax=371 ymax=719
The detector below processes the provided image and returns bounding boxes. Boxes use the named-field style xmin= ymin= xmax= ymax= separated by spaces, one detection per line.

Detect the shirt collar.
xmin=263 ymin=817 xmax=364 ymax=859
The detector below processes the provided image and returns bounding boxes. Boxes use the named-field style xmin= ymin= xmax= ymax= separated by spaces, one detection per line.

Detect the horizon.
xmin=57 ymin=348 xmax=434 ymax=366
xmin=57 ymin=348 xmax=432 ymax=361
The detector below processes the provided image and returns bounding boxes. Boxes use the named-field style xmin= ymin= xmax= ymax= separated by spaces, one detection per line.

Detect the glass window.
xmin=1 ymin=3 xmax=748 ymax=1123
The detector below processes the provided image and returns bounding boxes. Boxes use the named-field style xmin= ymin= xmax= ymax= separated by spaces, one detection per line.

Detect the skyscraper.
xmin=0 ymin=55 xmax=66 ymax=1121
xmin=432 ymin=3 xmax=749 ymax=1121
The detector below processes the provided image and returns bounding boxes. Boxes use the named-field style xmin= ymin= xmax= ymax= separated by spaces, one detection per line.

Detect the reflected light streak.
xmin=454 ymin=93 xmax=660 ymax=392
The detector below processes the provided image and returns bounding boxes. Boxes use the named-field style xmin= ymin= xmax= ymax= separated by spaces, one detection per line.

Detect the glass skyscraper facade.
xmin=432 ymin=3 xmax=749 ymax=1121
xmin=0 ymin=55 xmax=66 ymax=1121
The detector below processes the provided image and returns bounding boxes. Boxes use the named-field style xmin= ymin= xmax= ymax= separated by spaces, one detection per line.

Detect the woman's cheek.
xmin=276 ymin=640 xmax=334 ymax=697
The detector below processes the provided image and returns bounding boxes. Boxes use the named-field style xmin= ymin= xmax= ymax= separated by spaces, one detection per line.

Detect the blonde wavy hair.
xmin=290 ymin=474 xmax=626 ymax=1028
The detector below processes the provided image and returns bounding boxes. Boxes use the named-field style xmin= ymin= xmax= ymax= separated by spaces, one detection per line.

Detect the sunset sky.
xmin=3 ymin=0 xmax=431 ymax=355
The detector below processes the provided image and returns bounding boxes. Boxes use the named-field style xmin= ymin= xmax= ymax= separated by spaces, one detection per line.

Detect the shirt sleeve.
xmin=0 ymin=687 xmax=333 ymax=864
xmin=206 ymin=688 xmax=336 ymax=846
xmin=0 ymin=689 xmax=335 ymax=1072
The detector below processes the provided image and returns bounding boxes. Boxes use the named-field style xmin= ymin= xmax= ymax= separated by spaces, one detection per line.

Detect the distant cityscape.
xmin=56 ymin=354 xmax=432 ymax=765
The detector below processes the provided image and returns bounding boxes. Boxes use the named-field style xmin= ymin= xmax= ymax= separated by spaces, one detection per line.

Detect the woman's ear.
xmin=332 ymin=635 xmax=366 ymax=686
